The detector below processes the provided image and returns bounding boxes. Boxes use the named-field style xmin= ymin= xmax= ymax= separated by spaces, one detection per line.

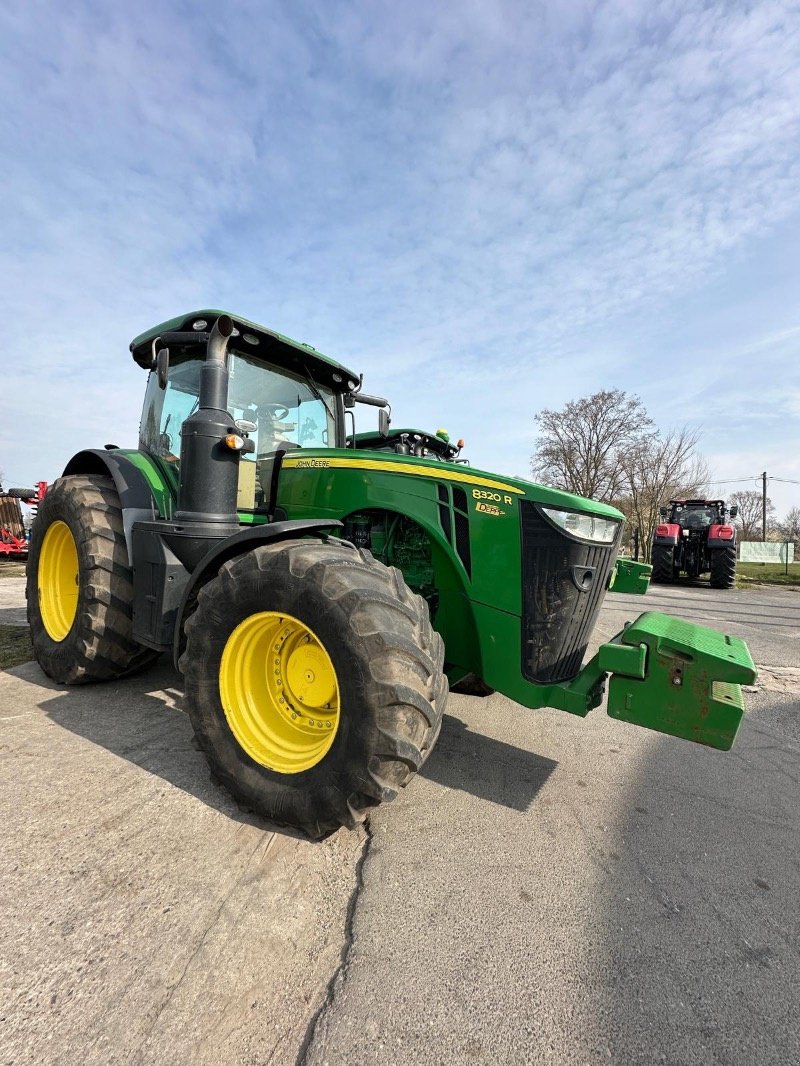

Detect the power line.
xmin=705 ymin=477 xmax=761 ymax=485
xmin=706 ymin=475 xmax=800 ymax=486
xmin=702 ymin=472 xmax=798 ymax=542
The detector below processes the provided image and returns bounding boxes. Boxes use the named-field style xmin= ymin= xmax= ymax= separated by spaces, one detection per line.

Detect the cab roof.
xmin=670 ymin=499 xmax=725 ymax=507
xmin=129 ymin=309 xmax=359 ymax=388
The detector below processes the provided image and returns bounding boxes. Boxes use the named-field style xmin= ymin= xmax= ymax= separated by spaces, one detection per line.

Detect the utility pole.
xmin=762 ymin=471 xmax=767 ymax=542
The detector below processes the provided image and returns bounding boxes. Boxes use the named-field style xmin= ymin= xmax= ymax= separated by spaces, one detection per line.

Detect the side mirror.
xmin=658 ymin=507 xmax=668 ymax=519
xmin=157 ymin=347 xmax=169 ymax=390
xmin=729 ymin=505 xmax=738 ymax=518
xmin=378 ymin=408 xmax=390 ymax=438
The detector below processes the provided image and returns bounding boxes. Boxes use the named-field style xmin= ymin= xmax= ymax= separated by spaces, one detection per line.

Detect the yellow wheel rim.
xmin=38 ymin=520 xmax=80 ymax=642
xmin=219 ymin=612 xmax=340 ymax=774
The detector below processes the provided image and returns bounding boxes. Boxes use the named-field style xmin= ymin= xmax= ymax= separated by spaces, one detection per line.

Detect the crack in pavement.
xmin=294 ymin=822 xmax=373 ymax=1066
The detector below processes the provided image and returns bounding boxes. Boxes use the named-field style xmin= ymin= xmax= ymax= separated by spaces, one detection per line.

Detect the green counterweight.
xmin=600 ymin=612 xmax=756 ymax=750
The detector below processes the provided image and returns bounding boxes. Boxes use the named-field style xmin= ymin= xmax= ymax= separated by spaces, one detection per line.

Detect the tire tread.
xmin=181 ymin=539 xmax=446 ymax=837
xmin=651 ymin=544 xmax=675 ymax=583
xmin=27 ymin=474 xmax=158 ymax=684
xmin=709 ymin=545 xmax=737 ymax=589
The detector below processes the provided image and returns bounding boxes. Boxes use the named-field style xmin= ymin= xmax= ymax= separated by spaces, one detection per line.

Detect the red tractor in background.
xmin=651 ymin=499 xmax=738 ymax=589
xmin=0 ymin=482 xmax=47 ymax=559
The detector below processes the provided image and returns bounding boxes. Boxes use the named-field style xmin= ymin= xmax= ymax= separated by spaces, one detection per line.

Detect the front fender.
xmin=172 ymin=519 xmax=342 ymax=668
xmin=63 ymin=448 xmax=155 ymax=509
xmin=62 ymin=449 xmax=157 ymax=561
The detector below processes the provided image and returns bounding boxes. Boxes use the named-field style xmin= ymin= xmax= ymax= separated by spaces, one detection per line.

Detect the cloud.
xmin=1 ymin=0 xmax=799 ymax=517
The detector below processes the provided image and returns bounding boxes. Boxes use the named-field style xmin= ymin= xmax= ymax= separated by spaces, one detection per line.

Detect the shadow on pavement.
xmin=421 ymin=712 xmax=558 ymax=811
xmin=32 ymin=657 xmax=305 ymax=840
xmin=30 ymin=661 xmax=557 ymax=826
xmin=596 ymin=720 xmax=798 ymax=1064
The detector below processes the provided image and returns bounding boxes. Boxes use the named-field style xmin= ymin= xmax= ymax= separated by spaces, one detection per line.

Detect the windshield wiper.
xmin=303 ymin=367 xmax=335 ymax=424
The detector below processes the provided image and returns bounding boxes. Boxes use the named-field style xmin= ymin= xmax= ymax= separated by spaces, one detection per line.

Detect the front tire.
xmin=181 ymin=540 xmax=447 ymax=837
xmin=27 ymin=474 xmax=159 ymax=684
xmin=651 ymin=544 xmax=675 ymax=583
xmin=709 ymin=545 xmax=737 ymax=589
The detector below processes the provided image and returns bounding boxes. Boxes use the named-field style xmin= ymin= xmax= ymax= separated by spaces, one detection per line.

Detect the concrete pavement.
xmin=305 ymin=684 xmax=799 ymax=1065
xmin=1 ymin=581 xmax=798 ymax=1064
xmin=0 ymin=661 xmax=365 ymax=1065
xmin=304 ymin=584 xmax=800 ymax=1065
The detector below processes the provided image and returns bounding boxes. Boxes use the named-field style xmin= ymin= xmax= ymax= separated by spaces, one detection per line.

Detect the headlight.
xmin=541 ymin=507 xmax=620 ymax=544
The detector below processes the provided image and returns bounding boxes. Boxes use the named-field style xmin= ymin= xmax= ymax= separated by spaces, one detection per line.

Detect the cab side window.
xmin=139 ymin=358 xmax=203 ymax=460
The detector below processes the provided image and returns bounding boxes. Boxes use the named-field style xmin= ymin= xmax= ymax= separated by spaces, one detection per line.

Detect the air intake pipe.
xmin=174 ymin=314 xmax=241 ymax=529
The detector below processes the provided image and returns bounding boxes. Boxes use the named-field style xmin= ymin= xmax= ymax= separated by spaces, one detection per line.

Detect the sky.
xmin=1 ymin=0 xmax=799 ymax=517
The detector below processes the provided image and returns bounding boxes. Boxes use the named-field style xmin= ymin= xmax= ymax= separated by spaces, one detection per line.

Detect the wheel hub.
xmin=219 ymin=612 xmax=340 ymax=774
xmin=38 ymin=520 xmax=79 ymax=642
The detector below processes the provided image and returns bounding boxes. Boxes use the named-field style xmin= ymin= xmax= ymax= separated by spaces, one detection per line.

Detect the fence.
xmin=739 ymin=542 xmax=795 ymax=564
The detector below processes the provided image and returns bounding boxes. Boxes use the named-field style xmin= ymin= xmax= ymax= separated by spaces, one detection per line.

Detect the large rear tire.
xmin=181 ymin=539 xmax=447 ymax=837
xmin=651 ymin=544 xmax=675 ymax=583
xmin=27 ymin=475 xmax=159 ymax=684
xmin=709 ymin=546 xmax=737 ymax=589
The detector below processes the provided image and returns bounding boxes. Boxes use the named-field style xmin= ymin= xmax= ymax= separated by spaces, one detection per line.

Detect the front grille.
xmin=520 ymin=502 xmax=619 ymax=683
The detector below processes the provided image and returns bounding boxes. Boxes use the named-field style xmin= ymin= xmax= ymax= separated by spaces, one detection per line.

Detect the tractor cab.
xmin=131 ymin=311 xmax=360 ymax=511
xmin=663 ymin=499 xmax=732 ymax=533
xmin=673 ymin=501 xmax=719 ymax=530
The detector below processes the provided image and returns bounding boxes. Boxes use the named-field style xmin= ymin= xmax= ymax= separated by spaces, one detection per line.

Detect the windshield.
xmin=227 ymin=348 xmax=336 ymax=451
xmin=139 ymin=348 xmax=338 ymax=509
xmin=674 ymin=505 xmax=715 ymax=528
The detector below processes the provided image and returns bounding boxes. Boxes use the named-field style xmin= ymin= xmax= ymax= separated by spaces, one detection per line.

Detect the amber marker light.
xmin=224 ymin=433 xmax=245 ymax=450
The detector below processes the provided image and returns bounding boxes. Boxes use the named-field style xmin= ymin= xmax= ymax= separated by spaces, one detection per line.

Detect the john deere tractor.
xmin=652 ymin=499 xmax=739 ymax=589
xmin=28 ymin=312 xmax=756 ymax=836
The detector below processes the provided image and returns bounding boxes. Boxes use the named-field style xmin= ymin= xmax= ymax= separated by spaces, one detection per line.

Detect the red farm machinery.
xmin=0 ymin=482 xmax=47 ymax=560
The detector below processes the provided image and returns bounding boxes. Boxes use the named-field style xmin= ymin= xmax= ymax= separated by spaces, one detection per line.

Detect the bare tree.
xmin=531 ymin=389 xmax=653 ymax=502
xmin=621 ymin=428 xmax=708 ymax=561
xmin=777 ymin=505 xmax=800 ymax=549
xmin=728 ymin=489 xmax=775 ymax=542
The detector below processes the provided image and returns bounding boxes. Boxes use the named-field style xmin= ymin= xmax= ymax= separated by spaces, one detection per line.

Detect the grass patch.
xmin=0 ymin=561 xmax=27 ymax=579
xmin=0 ymin=624 xmax=33 ymax=669
xmin=737 ymin=562 xmax=800 ymax=588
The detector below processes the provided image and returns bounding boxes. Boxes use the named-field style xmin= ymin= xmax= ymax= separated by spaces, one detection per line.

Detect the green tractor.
xmin=27 ymin=312 xmax=756 ymax=836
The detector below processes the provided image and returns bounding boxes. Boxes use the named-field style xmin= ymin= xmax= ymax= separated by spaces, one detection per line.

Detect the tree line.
xmin=530 ymin=389 xmax=799 ymax=559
